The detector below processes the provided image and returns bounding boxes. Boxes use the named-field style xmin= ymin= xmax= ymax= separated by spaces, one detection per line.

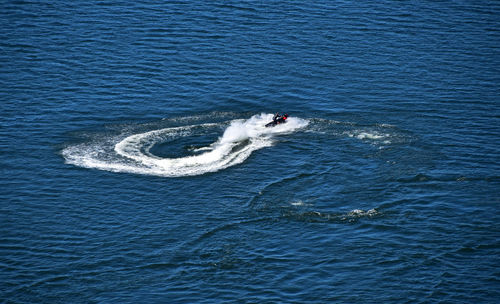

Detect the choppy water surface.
xmin=1 ymin=1 xmax=499 ymax=303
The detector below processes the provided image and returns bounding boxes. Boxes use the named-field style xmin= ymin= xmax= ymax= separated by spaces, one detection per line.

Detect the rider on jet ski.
xmin=266 ymin=113 xmax=288 ymax=127
xmin=273 ymin=113 xmax=288 ymax=123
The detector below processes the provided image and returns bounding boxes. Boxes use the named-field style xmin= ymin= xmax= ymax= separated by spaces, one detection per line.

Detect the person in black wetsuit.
xmin=266 ymin=113 xmax=289 ymax=127
xmin=274 ymin=113 xmax=289 ymax=122
xmin=273 ymin=112 xmax=281 ymax=123
xmin=273 ymin=113 xmax=288 ymax=124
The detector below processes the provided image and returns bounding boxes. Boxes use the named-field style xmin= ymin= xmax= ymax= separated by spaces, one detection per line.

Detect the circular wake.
xmin=62 ymin=114 xmax=309 ymax=177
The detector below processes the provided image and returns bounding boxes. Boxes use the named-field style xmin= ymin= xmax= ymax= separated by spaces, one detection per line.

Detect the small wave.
xmin=305 ymin=119 xmax=407 ymax=147
xmin=282 ymin=208 xmax=379 ymax=223
xmin=290 ymin=200 xmax=311 ymax=206
xmin=343 ymin=208 xmax=378 ymax=219
xmin=346 ymin=130 xmax=390 ymax=141
xmin=62 ymin=114 xmax=309 ymax=177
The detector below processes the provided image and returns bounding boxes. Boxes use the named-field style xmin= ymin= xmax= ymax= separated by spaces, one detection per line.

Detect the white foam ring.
xmin=62 ymin=114 xmax=309 ymax=177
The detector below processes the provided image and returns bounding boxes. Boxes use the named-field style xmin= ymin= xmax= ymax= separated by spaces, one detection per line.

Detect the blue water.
xmin=1 ymin=1 xmax=499 ymax=303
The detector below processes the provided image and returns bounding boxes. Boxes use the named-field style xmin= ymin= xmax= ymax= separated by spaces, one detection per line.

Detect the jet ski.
xmin=265 ymin=113 xmax=288 ymax=127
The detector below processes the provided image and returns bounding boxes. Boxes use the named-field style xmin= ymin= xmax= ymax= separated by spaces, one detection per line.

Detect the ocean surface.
xmin=1 ymin=1 xmax=499 ymax=303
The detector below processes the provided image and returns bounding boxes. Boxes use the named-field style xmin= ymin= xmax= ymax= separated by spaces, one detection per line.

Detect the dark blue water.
xmin=2 ymin=1 xmax=499 ymax=303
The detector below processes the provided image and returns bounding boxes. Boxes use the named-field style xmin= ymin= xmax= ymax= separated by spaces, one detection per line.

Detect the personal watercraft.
xmin=265 ymin=113 xmax=288 ymax=127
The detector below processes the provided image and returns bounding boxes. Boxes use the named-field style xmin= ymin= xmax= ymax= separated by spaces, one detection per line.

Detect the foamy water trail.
xmin=62 ymin=114 xmax=309 ymax=177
